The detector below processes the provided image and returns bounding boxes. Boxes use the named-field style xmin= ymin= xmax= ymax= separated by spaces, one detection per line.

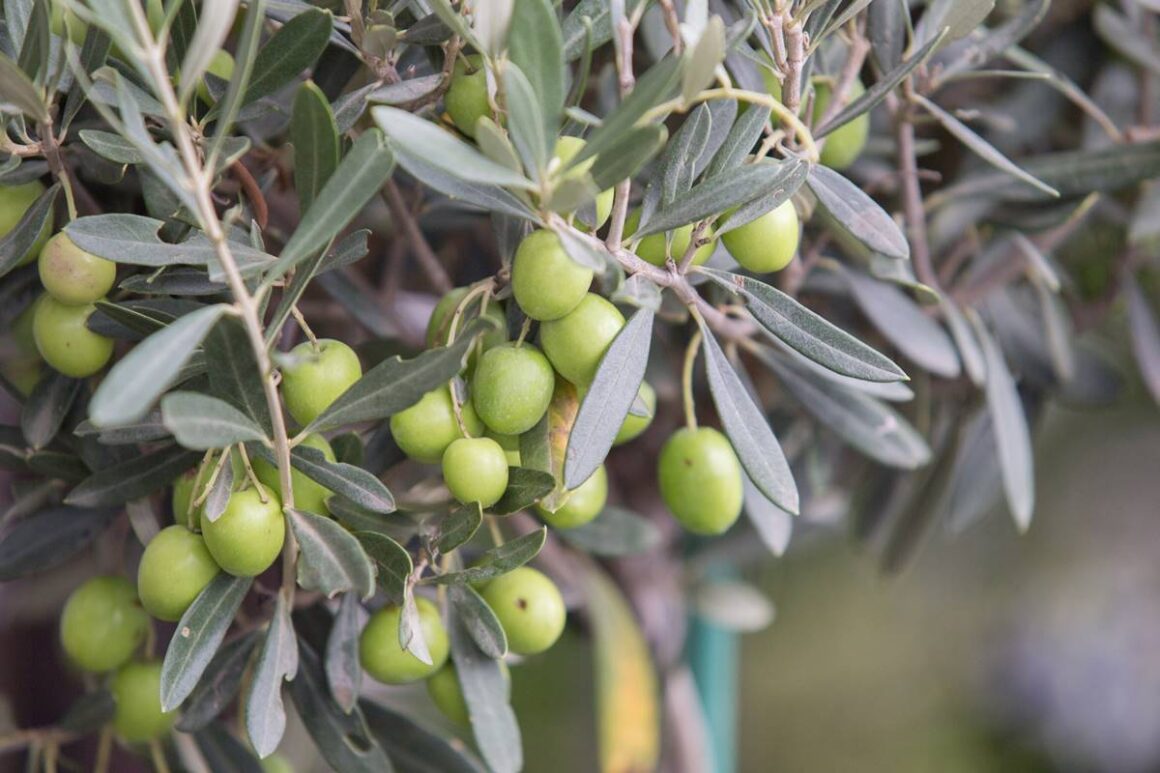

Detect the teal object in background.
xmin=689 ymin=565 xmax=740 ymax=773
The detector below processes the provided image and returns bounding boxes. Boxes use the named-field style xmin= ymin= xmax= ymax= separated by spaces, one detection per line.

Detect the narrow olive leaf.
xmin=18 ymin=0 xmax=49 ymax=82
xmin=161 ymin=392 xmax=268 ymax=450
xmin=79 ymin=128 xmax=145 ymax=163
xmin=659 ymin=105 xmax=712 ymax=208
xmin=698 ymin=324 xmax=799 ymax=514
xmin=325 ymin=592 xmax=365 ymax=714
xmin=449 ymin=607 xmax=522 ymax=773
xmin=936 ymin=0 xmax=1049 ymax=83
xmin=681 ymin=16 xmax=726 ymax=104
xmin=289 ymin=642 xmax=395 ymax=773
xmin=65 ymin=215 xmax=271 ymax=270
xmin=561 ymin=0 xmax=644 ymax=60
xmin=759 ymin=351 xmax=932 ymax=469
xmin=576 ymin=56 xmax=683 ymax=166
xmin=564 ymin=309 xmax=653 ymax=489
xmin=503 ymin=63 xmax=550 ymax=179
xmin=914 ymin=93 xmax=1058 ymax=199
xmin=243 ymin=8 xmax=331 ymax=104
xmin=806 ymin=165 xmax=908 ymax=260
xmin=941 ymin=298 xmax=986 ymax=387
xmin=868 ymin=0 xmax=905 ymax=70
xmin=428 ymin=527 xmax=547 ymax=585
xmin=89 ymin=304 xmax=231 ymax=427
xmin=246 ymin=591 xmax=299 ymax=758
xmin=0 ymin=182 xmax=58 ymax=277
xmin=66 ymin=446 xmax=200 ymax=506
xmin=741 ymin=476 xmax=793 ymax=556
xmin=640 ymin=158 xmax=807 ymax=236
xmin=509 ymin=0 xmax=565 ymax=136
xmin=161 ymin=574 xmax=252 ymax=712
xmin=177 ymin=0 xmax=239 ymax=104
xmin=490 ymin=468 xmax=557 ymax=516
xmin=372 ymin=106 xmax=536 ymax=191
xmin=0 ymin=506 xmax=117 ymax=581
xmin=436 ymin=504 xmax=484 ymax=554
xmin=269 ymin=130 xmax=395 ymax=281
xmin=287 ymin=445 xmax=395 ymax=513
xmin=361 ymin=700 xmax=485 ymax=773
xmin=916 ymin=0 xmax=994 ymax=48
xmin=1093 ymin=4 xmax=1160 ymax=78
xmin=969 ymin=313 xmax=1035 ymax=531
xmin=176 ymin=633 xmax=259 ymax=732
xmin=291 ymin=80 xmax=340 ymax=214
xmin=844 ymin=271 xmax=962 ymax=378
xmin=698 ymin=267 xmax=906 ymax=382
xmin=1125 ymin=275 xmax=1160 ymax=405
xmin=0 ymin=51 xmax=48 ymax=121
xmin=449 ymin=584 xmax=508 ymax=659
xmin=388 ymin=147 xmax=537 ymax=220
xmin=288 ymin=509 xmax=376 ymax=599
xmin=58 ymin=690 xmax=116 ymax=735
xmin=705 ymin=105 xmax=770 ymax=179
xmin=354 ymin=531 xmax=412 ymax=603
xmin=817 ymin=29 xmax=945 ymax=138
xmin=398 ymin=586 xmax=433 ymax=665
xmin=21 ymin=372 xmax=81 ymax=450
xmin=204 ymin=317 xmax=272 ymax=434
xmin=307 ymin=318 xmax=494 ymax=432
xmin=1034 ymin=283 xmax=1075 ymax=382
xmin=557 ymin=506 xmax=662 ymax=557
xmin=195 ymin=722 xmax=265 ymax=773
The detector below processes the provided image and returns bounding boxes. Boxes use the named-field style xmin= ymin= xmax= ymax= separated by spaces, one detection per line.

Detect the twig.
xmin=230 ymin=160 xmax=268 ymax=230
xmin=382 ymin=180 xmax=453 ymax=293
xmin=893 ymin=88 xmax=939 ymax=290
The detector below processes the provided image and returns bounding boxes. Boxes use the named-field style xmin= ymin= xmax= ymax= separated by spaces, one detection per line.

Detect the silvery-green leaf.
xmin=161 ymin=392 xmax=268 ymax=450
xmin=245 ymin=591 xmax=298 ymax=758
xmin=161 ymin=575 xmax=251 ymax=712
xmin=807 ymin=165 xmax=908 ymax=260
xmin=289 ymin=508 xmax=376 ymax=599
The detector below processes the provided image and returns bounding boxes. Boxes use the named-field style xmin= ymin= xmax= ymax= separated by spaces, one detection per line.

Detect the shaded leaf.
xmin=21 ymin=371 xmax=81 ymax=450
xmin=557 ymin=506 xmax=662 ymax=557
xmin=0 ymin=182 xmax=58 ymax=278
xmin=289 ymin=508 xmax=376 ymax=599
xmin=509 ymin=0 xmax=565 ymax=139
xmin=244 ymin=8 xmax=331 ymax=104
xmin=429 ymin=527 xmax=546 ymax=585
xmin=291 ymin=80 xmax=341 ymax=215
xmin=355 ymin=531 xmax=412 ymax=604
xmin=807 ymin=165 xmax=908 ymax=260
xmin=204 ymin=317 xmax=272 ymax=434
xmin=0 ymin=506 xmax=116 ymax=580
xmin=449 ymin=604 xmax=522 ymax=773
xmin=246 ymin=591 xmax=299 ymax=758
xmin=435 ymin=504 xmax=483 ymax=554
xmin=162 ymin=392 xmax=268 ymax=450
xmin=66 ymin=445 xmax=200 ymax=507
xmin=326 ymin=592 xmax=366 ymax=713
xmin=449 ymin=583 xmax=508 ymax=659
xmin=362 ymin=699 xmax=485 ymax=772
xmin=742 ymin=475 xmax=793 ymax=556
xmin=176 ymin=633 xmax=260 ymax=731
xmin=490 ymin=467 xmax=556 ymax=516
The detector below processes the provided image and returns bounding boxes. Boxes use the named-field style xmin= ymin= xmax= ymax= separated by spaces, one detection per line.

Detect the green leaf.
xmin=564 ymin=309 xmax=653 ymax=488
xmin=362 ymin=700 xmax=485 ymax=772
xmin=326 ymin=592 xmax=365 ymax=713
xmin=503 ymin=63 xmax=550 ymax=179
xmin=742 ymin=476 xmax=793 ymax=556
xmin=162 ymin=392 xmax=269 ymax=450
xmin=21 ymin=371 xmax=81 ymax=450
xmin=195 ymin=722 xmax=264 ymax=773
xmin=177 ymin=0 xmax=239 ymax=105
xmin=65 ymin=214 xmax=274 ymax=271
xmin=249 ymin=443 xmax=395 ymax=514
xmin=490 ymin=467 xmax=557 ymax=516
xmin=203 ymin=455 xmax=235 ymax=523
xmin=161 ymin=574 xmax=252 ymax=712
xmin=203 ymin=0 xmax=264 ymax=162
xmin=244 ymin=8 xmax=331 ymax=105
xmin=509 ymin=0 xmax=564 ymax=137
xmin=449 ymin=584 xmax=508 ymax=659
xmin=971 ymin=313 xmax=1034 ymax=531
xmin=658 ymin=104 xmax=712 ymax=207
xmin=868 ymin=0 xmax=906 ymax=71
xmin=448 ymin=605 xmax=522 ymax=773
xmin=66 ymin=446 xmax=200 ymax=507
xmin=291 ymin=81 xmax=340 ymax=214
xmin=268 ymin=129 xmax=395 ymax=281
xmin=0 ymin=506 xmax=116 ymax=581
xmin=681 ymin=16 xmax=725 ymax=104
xmin=355 ymin=531 xmax=412 ymax=603
xmin=0 ymin=51 xmax=48 ymax=120
xmin=561 ymin=0 xmax=646 ymax=60
xmin=577 ymin=56 xmax=683 ymax=167
xmin=176 ymin=633 xmax=259 ymax=732
xmin=79 ymin=129 xmax=146 ymax=163
xmin=698 ymin=324 xmax=799 ymax=514
xmin=705 ymin=104 xmax=769 ymax=179
xmin=89 ymin=304 xmax=232 ymax=427
xmin=288 ymin=508 xmax=376 ymax=599
xmin=557 ymin=506 xmax=661 ymax=556
xmin=915 ymin=0 xmax=995 ymax=49
xmin=435 ymin=504 xmax=483 ymax=554
xmin=246 ymin=591 xmax=298 ymax=758
xmin=0 ymin=182 xmax=58 ymax=278
xmin=204 ymin=317 xmax=272 ymax=434
xmin=428 ymin=527 xmax=547 ymax=585
xmin=640 ymin=158 xmax=807 ymax=236
xmin=307 ymin=318 xmax=495 ymax=432
xmin=58 ymin=690 xmax=116 ymax=735
xmin=586 ymin=124 xmax=668 ymax=191
xmin=699 ymin=268 xmax=906 ymax=383
xmin=806 ymin=165 xmax=908 ymax=260
xmin=942 ymin=298 xmax=986 ymax=386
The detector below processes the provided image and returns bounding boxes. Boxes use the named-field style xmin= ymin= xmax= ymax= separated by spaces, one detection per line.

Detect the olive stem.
xmin=514 ymin=317 xmax=532 ymax=347
xmin=486 ymin=515 xmax=504 ymax=547
xmin=681 ymin=327 xmax=703 ymax=430
xmin=190 ymin=449 xmax=232 ymax=518
xmin=149 ymin=739 xmax=172 ymax=773
xmin=94 ymin=727 xmax=113 ymax=773
xmin=235 ymin=443 xmax=268 ymax=503
xmin=289 ymin=306 xmax=320 ymax=350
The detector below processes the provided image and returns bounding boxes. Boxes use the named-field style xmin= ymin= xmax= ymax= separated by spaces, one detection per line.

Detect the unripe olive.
xmin=657 ymin=427 xmax=743 ymax=535
xmin=814 ymin=80 xmax=868 ymax=170
xmin=614 ymin=381 xmax=656 ymax=445
xmin=196 ymin=50 xmax=235 ymax=105
xmin=425 ymin=288 xmax=507 ymax=352
xmin=537 ymin=464 xmax=607 ymax=529
xmin=471 ymin=343 xmax=555 ymax=435
xmin=32 ymin=296 xmax=114 ymax=378
xmin=39 ymin=233 xmax=117 ymax=305
xmin=488 ymin=432 xmax=521 ymax=466
xmin=479 ymin=567 xmax=565 ymax=655
xmin=252 ymin=433 xmax=335 ymax=514
xmin=511 ymin=229 xmax=593 ymax=321
xmin=552 ymin=136 xmax=614 ymax=228
xmin=390 ymin=386 xmax=485 ymax=464
xmin=110 ymin=661 xmax=175 ymax=743
xmin=0 ymin=181 xmax=52 ymax=264
xmin=260 ymin=754 xmax=295 ymax=773
xmin=624 ymin=210 xmax=716 ymax=267
xmin=280 ymin=339 xmax=362 ymax=427
xmin=50 ymin=0 xmax=88 ymax=44
xmin=138 ymin=526 xmax=220 ymax=621
xmin=442 ymin=437 xmax=509 ymax=508
xmin=360 ymin=597 xmax=449 ymax=684
xmin=540 ymin=294 xmax=625 ymax=387
xmin=2 ymin=300 xmax=44 ymax=395
xmin=426 ymin=661 xmax=510 ymax=725
xmin=721 ymin=200 xmax=800 ymax=273
xmin=200 ymin=487 xmax=285 ymax=577
xmin=172 ymin=451 xmax=245 ymax=526
xmin=60 ymin=576 xmax=149 ymax=673
xmin=445 ymin=55 xmax=489 ymax=138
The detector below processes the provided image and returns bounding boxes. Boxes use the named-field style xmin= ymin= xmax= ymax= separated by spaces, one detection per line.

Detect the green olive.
xmin=479 ymin=567 xmax=565 ymax=655
xmin=390 ymin=386 xmax=485 ymax=464
xmin=471 ymin=343 xmax=555 ymax=435
xmin=50 ymin=0 xmax=88 ymax=45
xmin=624 ymin=210 xmax=716 ymax=267
xmin=442 ymin=437 xmax=509 ymax=508
xmin=137 ymin=526 xmax=220 ymax=621
xmin=280 ymin=339 xmax=362 ymax=427
xmin=196 ymin=50 xmax=235 ymax=105
xmin=39 ymin=232 xmax=117 ymax=305
xmin=657 ymin=427 xmax=743 ymax=535
xmin=537 ymin=464 xmax=607 ymax=529
xmin=426 ymin=661 xmax=510 ymax=725
xmin=200 ymin=487 xmax=285 ymax=577
xmin=539 ymin=293 xmax=625 ymax=387
xmin=814 ymin=79 xmax=868 ymax=170
xmin=360 ymin=597 xmax=450 ymax=684
xmin=425 ymin=288 xmax=507 ymax=353
xmin=110 ymin=661 xmax=175 ymax=743
xmin=0 ymin=181 xmax=52 ymax=265
xmin=488 ymin=431 xmax=521 ymax=466
xmin=614 ymin=381 xmax=656 ymax=445
xmin=720 ymin=199 xmax=800 ymax=273
xmin=253 ymin=433 xmax=336 ymax=514
xmin=2 ymin=299 xmax=44 ymax=395
xmin=511 ymin=229 xmax=593 ymax=321
xmin=32 ymin=296 xmax=114 ymax=378
xmin=445 ymin=55 xmax=489 ymax=138
xmin=60 ymin=576 xmax=149 ymax=673
xmin=552 ymin=136 xmax=614 ymax=228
